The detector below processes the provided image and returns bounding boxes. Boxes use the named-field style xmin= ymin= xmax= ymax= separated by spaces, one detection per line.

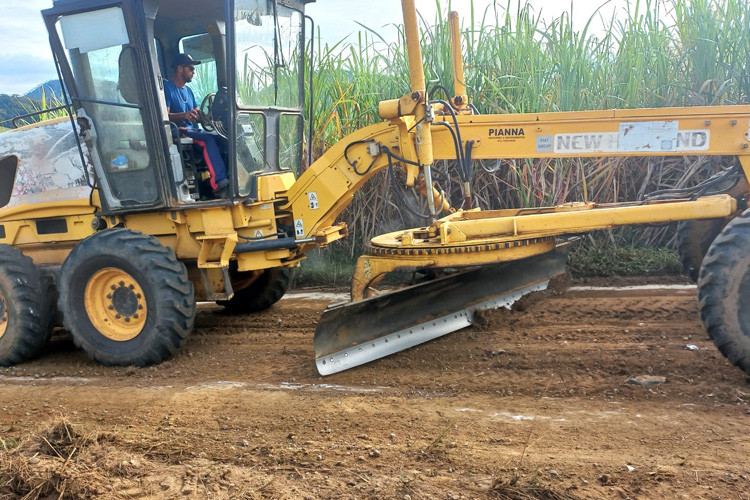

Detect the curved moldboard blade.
xmin=314 ymin=247 xmax=567 ymax=375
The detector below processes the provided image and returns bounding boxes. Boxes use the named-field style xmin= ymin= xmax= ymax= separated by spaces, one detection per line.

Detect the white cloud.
xmin=0 ymin=0 xmax=55 ymax=94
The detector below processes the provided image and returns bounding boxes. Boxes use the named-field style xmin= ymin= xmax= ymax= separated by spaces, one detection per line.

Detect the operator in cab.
xmin=164 ymin=54 xmax=229 ymax=197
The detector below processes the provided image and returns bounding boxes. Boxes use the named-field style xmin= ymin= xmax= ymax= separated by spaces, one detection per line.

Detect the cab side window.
xmin=179 ymin=34 xmax=217 ymax=103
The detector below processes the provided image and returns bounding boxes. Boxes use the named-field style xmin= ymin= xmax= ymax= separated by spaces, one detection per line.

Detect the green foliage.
xmin=0 ymin=95 xmax=40 ymax=129
xmin=294 ymin=245 xmax=356 ymax=286
xmin=0 ymin=437 xmax=19 ymax=451
xmin=567 ymin=240 xmax=682 ymax=277
xmin=295 ymin=238 xmax=684 ymax=283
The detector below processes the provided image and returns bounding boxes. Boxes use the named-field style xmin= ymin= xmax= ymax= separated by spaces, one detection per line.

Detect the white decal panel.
xmin=619 ymin=121 xmax=708 ymax=152
xmin=619 ymin=121 xmax=678 ymax=151
xmin=551 ymin=121 xmax=709 ymax=154
xmin=553 ymin=132 xmax=619 ymax=153
xmin=294 ymin=219 xmax=305 ymax=237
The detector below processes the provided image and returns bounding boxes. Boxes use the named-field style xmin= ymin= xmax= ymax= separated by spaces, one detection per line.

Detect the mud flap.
xmin=314 ymin=247 xmax=568 ymax=375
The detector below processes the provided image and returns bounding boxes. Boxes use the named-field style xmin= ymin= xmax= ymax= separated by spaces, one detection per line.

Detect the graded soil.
xmin=0 ymin=278 xmax=748 ymax=499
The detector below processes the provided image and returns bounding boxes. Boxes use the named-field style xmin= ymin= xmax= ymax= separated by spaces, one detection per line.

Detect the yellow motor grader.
xmin=1 ymin=0 xmax=749 ymax=376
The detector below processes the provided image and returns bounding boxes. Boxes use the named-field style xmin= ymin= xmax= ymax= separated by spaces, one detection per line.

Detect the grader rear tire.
xmin=58 ymin=229 xmax=195 ymax=366
xmin=676 ymin=219 xmax=726 ymax=282
xmin=0 ymin=245 xmax=53 ymax=365
xmin=698 ymin=209 xmax=750 ymax=375
xmin=217 ymin=267 xmax=294 ymax=314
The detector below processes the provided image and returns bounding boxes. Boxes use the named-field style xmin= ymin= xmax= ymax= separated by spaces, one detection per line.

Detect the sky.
xmin=0 ymin=0 xmax=631 ymax=96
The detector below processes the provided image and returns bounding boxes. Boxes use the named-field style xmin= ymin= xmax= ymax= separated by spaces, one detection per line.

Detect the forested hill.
xmin=0 ymin=81 xmax=63 ymax=130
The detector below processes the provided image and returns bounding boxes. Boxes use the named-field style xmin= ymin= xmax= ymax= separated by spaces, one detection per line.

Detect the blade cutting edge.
xmin=316 ymin=280 xmax=549 ymax=375
xmin=314 ymin=247 xmax=568 ymax=376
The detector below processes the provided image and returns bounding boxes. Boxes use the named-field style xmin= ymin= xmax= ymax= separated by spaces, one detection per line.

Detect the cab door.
xmin=227 ymin=0 xmax=306 ymax=198
xmin=43 ymin=0 xmax=170 ymax=213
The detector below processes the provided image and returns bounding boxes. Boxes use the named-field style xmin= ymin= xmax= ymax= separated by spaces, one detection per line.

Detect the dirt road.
xmin=1 ymin=278 xmax=749 ymax=499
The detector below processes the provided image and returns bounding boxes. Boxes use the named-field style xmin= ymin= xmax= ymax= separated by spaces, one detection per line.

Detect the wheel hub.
xmin=111 ymin=286 xmax=139 ymax=317
xmin=0 ymin=292 xmax=7 ymax=339
xmin=84 ymin=268 xmax=147 ymax=341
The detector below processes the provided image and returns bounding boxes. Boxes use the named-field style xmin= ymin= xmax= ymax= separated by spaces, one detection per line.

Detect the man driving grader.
xmin=0 ymin=0 xmax=749 ymax=379
xmin=164 ymin=53 xmax=230 ymax=197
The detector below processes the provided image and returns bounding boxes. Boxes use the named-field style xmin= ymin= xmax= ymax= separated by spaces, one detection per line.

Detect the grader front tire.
xmin=0 ymin=245 xmax=53 ymax=365
xmin=58 ymin=229 xmax=195 ymax=366
xmin=217 ymin=267 xmax=294 ymax=314
xmin=698 ymin=210 xmax=750 ymax=375
xmin=676 ymin=219 xmax=726 ymax=282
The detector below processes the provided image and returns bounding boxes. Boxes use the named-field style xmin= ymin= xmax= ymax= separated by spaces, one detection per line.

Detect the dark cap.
xmin=173 ymin=53 xmax=202 ymax=67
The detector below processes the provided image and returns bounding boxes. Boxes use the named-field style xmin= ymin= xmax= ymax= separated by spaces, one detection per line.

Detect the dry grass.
xmin=491 ymin=478 xmax=581 ymax=500
xmin=0 ymin=419 xmax=148 ymax=499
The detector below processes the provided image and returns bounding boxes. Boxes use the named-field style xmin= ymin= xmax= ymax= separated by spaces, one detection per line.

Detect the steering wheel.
xmin=198 ymin=92 xmax=218 ymax=133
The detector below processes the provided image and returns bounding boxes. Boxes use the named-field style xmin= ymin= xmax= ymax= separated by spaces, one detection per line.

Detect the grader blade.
xmin=314 ymin=248 xmax=567 ymax=375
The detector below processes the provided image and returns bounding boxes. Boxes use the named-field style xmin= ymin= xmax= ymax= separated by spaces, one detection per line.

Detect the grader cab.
xmin=1 ymin=0 xmax=750 ymax=378
xmin=0 ymin=0 xmax=328 ymax=366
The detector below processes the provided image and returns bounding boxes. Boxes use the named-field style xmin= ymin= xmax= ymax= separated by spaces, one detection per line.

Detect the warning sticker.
xmin=294 ymin=219 xmax=305 ymax=237
xmin=308 ymin=191 xmax=319 ymax=210
xmin=254 ymin=230 xmax=264 ymax=238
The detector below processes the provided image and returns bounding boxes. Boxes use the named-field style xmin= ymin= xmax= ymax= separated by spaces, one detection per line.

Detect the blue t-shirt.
xmin=164 ymin=80 xmax=197 ymax=129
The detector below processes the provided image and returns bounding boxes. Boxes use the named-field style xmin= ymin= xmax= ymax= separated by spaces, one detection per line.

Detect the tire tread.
xmin=698 ymin=209 xmax=750 ymax=374
xmin=58 ymin=229 xmax=195 ymax=366
xmin=0 ymin=245 xmax=53 ymax=365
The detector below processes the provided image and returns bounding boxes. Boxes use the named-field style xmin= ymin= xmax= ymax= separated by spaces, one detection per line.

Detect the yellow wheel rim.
xmin=0 ymin=292 xmax=8 ymax=339
xmin=84 ymin=268 xmax=147 ymax=342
